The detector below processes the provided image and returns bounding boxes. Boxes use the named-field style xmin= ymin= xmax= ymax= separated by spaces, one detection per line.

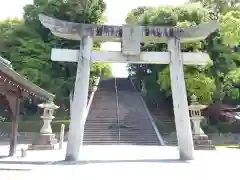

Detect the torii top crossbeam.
xmin=39 ymin=14 xmax=219 ymax=43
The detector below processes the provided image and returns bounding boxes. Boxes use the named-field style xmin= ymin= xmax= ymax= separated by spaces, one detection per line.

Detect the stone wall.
xmin=162 ymin=132 xmax=240 ymax=145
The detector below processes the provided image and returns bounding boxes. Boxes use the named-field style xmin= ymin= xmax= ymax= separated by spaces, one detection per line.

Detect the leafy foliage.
xmin=220 ymin=11 xmax=240 ymax=45
xmin=224 ymin=68 xmax=240 ymax=100
xmin=127 ymin=2 xmax=240 ymax=105
xmin=0 ymin=0 xmax=112 ymax=115
xmin=158 ymin=66 xmax=216 ymax=103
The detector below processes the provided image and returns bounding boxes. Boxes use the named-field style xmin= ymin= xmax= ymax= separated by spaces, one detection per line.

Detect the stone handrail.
xmin=83 ymin=77 xmax=100 ymax=120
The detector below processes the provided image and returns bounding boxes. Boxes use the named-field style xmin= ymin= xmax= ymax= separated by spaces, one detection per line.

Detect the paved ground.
xmin=0 ymin=143 xmax=239 ymax=180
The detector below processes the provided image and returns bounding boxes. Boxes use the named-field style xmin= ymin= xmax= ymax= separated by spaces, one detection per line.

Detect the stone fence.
xmin=0 ymin=132 xmax=240 ymax=146
xmin=162 ymin=132 xmax=240 ymax=145
xmin=0 ymin=132 xmax=65 ymax=139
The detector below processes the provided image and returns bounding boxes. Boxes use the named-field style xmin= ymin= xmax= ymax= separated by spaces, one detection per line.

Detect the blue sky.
xmin=0 ymin=0 xmax=188 ymax=77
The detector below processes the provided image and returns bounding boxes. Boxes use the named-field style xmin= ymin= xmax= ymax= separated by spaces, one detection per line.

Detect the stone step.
xmin=83 ymin=134 xmax=159 ymax=138
xmin=89 ymin=108 xmax=117 ymax=111
xmin=83 ymin=139 xmax=160 ymax=143
xmin=84 ymin=78 xmax=161 ymax=145
xmin=85 ymin=120 xmax=153 ymax=123
xmin=86 ymin=119 xmax=151 ymax=122
xmin=84 ymin=135 xmax=158 ymax=138
xmin=84 ymin=128 xmax=157 ymax=131
xmin=83 ymin=135 xmax=159 ymax=138
xmin=83 ymin=142 xmax=160 ymax=145
xmin=85 ymin=121 xmax=150 ymax=124
xmin=84 ymin=129 xmax=157 ymax=132
xmin=84 ymin=124 xmax=156 ymax=128
xmin=85 ymin=122 xmax=155 ymax=126
xmin=85 ymin=124 xmax=153 ymax=127
xmin=85 ymin=121 xmax=154 ymax=124
xmin=194 ymin=139 xmax=213 ymax=145
xmin=83 ymin=142 xmax=118 ymax=145
xmin=194 ymin=144 xmax=216 ymax=150
xmin=83 ymin=141 xmax=160 ymax=144
xmin=86 ymin=118 xmax=117 ymax=120
xmin=83 ymin=132 xmax=159 ymax=137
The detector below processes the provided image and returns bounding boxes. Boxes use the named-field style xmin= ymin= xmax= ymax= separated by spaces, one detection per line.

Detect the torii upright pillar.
xmin=65 ymin=36 xmax=92 ymax=161
xmin=168 ymin=38 xmax=194 ymax=159
xmin=39 ymin=14 xmax=219 ymax=161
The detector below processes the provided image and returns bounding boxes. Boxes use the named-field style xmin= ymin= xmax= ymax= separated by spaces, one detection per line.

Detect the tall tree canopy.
xmin=126 ymin=2 xmax=240 ymax=105
xmin=0 ymin=0 xmax=112 ymax=112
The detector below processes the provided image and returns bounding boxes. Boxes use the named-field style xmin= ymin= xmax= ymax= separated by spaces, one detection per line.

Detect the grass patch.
xmin=0 ymin=120 xmax=70 ymax=133
xmin=216 ymin=144 xmax=240 ymax=148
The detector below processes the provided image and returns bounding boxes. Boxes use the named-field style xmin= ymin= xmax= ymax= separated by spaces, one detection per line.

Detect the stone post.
xmin=28 ymin=101 xmax=59 ymax=150
xmin=189 ymin=95 xmax=215 ymax=150
xmin=235 ymin=105 xmax=240 ymax=120
xmin=59 ymin=124 xmax=65 ymax=149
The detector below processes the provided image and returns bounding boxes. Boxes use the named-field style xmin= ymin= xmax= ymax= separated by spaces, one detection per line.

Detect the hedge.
xmin=0 ymin=120 xmax=70 ymax=133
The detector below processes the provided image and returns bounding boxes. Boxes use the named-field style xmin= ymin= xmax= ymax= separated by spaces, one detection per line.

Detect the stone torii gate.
xmin=39 ymin=14 xmax=219 ymax=161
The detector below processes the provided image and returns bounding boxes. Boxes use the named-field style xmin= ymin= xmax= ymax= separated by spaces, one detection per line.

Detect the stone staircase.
xmin=83 ymin=78 xmax=162 ymax=145
xmin=83 ymin=79 xmax=119 ymax=144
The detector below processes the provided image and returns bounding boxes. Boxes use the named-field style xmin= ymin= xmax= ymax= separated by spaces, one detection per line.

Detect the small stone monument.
xmin=189 ymin=95 xmax=216 ymax=150
xmin=28 ymin=101 xmax=59 ymax=150
xmin=223 ymin=105 xmax=240 ymax=122
xmin=235 ymin=105 xmax=240 ymax=120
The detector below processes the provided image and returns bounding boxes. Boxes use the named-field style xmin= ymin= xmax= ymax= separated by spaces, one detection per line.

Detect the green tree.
xmin=0 ymin=0 xmax=112 ymax=113
xmin=224 ymin=68 xmax=240 ymax=101
xmin=189 ymin=0 xmax=240 ymax=13
xmin=126 ymin=3 xmax=218 ymax=104
xmin=127 ymin=2 xmax=240 ymax=105
xmin=220 ymin=11 xmax=240 ymax=45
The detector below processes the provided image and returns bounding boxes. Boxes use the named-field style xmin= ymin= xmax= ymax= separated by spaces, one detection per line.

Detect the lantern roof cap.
xmin=38 ymin=102 xmax=59 ymax=109
xmin=189 ymin=94 xmax=208 ymax=109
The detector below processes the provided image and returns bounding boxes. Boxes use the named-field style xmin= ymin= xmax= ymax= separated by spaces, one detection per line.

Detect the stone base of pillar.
xmin=193 ymin=134 xmax=216 ymax=150
xmin=28 ymin=133 xmax=58 ymax=150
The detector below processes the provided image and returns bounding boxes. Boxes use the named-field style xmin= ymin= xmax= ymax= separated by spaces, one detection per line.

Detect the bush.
xmin=0 ymin=120 xmax=70 ymax=133
xmin=217 ymin=122 xmax=233 ymax=133
xmin=201 ymin=124 xmax=219 ymax=134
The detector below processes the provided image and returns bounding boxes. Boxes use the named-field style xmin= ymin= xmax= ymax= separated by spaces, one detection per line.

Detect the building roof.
xmin=0 ymin=56 xmax=55 ymax=100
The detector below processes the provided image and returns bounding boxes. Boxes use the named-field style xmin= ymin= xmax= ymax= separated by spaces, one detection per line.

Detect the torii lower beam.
xmin=51 ymin=49 xmax=211 ymax=65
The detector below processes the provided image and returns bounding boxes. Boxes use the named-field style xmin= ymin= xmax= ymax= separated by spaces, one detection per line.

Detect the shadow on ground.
xmin=0 ymin=168 xmax=31 ymax=171
xmin=0 ymin=158 xmax=189 ymax=166
xmin=0 ymin=161 xmax=51 ymax=165
xmin=51 ymin=159 xmax=189 ymax=165
xmin=0 ymin=156 xmax=8 ymax=159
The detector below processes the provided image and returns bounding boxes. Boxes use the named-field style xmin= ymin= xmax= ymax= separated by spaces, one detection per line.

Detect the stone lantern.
xmin=28 ymin=101 xmax=59 ymax=150
xmin=189 ymin=95 xmax=215 ymax=150
xmin=38 ymin=101 xmax=59 ymax=134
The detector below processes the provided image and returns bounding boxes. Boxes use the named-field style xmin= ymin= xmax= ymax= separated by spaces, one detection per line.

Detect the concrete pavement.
xmin=0 ymin=143 xmax=239 ymax=180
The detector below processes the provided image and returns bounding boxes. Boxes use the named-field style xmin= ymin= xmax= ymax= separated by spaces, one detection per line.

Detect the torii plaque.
xmin=39 ymin=14 xmax=219 ymax=161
